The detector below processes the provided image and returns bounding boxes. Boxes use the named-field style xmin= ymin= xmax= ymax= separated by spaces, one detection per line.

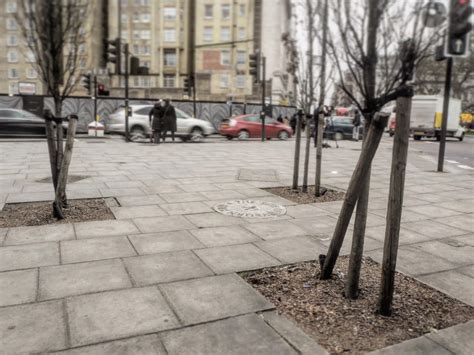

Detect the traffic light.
xmin=184 ymin=74 xmax=194 ymax=95
xmin=81 ymin=73 xmax=92 ymax=95
xmin=97 ymin=84 xmax=109 ymax=96
xmin=446 ymin=0 xmax=472 ymax=56
xmin=107 ymin=38 xmax=122 ymax=74
xmin=130 ymin=56 xmax=139 ymax=75
xmin=249 ymin=53 xmax=260 ymax=83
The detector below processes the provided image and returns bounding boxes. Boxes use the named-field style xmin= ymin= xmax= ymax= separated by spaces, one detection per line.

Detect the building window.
xmin=141 ymin=13 xmax=150 ymax=22
xmin=164 ymin=7 xmax=176 ymax=20
xmin=8 ymin=68 xmax=19 ymax=79
xmin=238 ymin=27 xmax=245 ymax=40
xmin=220 ymin=50 xmax=230 ymax=65
xmin=164 ymin=28 xmax=176 ymax=42
xmin=9 ymin=82 xmax=19 ymax=95
xmin=141 ymin=0 xmax=150 ymax=5
xmin=7 ymin=35 xmax=18 ymax=46
xmin=25 ymin=51 xmax=35 ymax=62
xmin=235 ymin=75 xmax=246 ymax=88
xmin=221 ymin=4 xmax=230 ymax=19
xmin=133 ymin=77 xmax=140 ymax=87
xmin=26 ymin=67 xmax=37 ymax=79
xmin=79 ymin=57 xmax=87 ymax=69
xmin=204 ymin=4 xmax=213 ymax=19
xmin=120 ymin=0 xmax=127 ymax=6
xmin=8 ymin=50 xmax=19 ymax=63
xmin=142 ymin=60 xmax=150 ymax=68
xmin=133 ymin=44 xmax=140 ymax=54
xmin=237 ymin=51 xmax=246 ymax=65
xmin=163 ymin=75 xmax=175 ymax=88
xmin=6 ymin=1 xmax=17 ymax=13
xmin=220 ymin=27 xmax=230 ymax=41
xmin=164 ymin=49 xmax=177 ymax=66
xmin=132 ymin=12 xmax=140 ymax=22
xmin=142 ymin=45 xmax=151 ymax=55
xmin=121 ymin=30 xmax=128 ymax=39
xmin=78 ymin=44 xmax=85 ymax=54
xmin=6 ymin=18 xmax=17 ymax=30
xmin=220 ymin=74 xmax=229 ymax=88
xmin=203 ymin=27 xmax=213 ymax=42
xmin=133 ymin=30 xmax=140 ymax=39
xmin=121 ymin=14 xmax=128 ymax=22
xmin=141 ymin=77 xmax=151 ymax=87
xmin=141 ymin=30 xmax=151 ymax=39
xmin=239 ymin=4 xmax=245 ymax=16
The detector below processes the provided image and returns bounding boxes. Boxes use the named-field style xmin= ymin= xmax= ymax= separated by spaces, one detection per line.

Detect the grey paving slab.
xmin=110 ymin=205 xmax=167 ymax=219
xmin=0 ymin=268 xmax=37 ymax=307
xmin=195 ymin=243 xmax=280 ymax=274
xmin=6 ymin=191 xmax=54 ymax=203
xmin=200 ymin=189 xmax=247 ymax=200
xmin=437 ymin=214 xmax=474 ymax=232
xmin=405 ymin=205 xmax=463 ymax=218
xmin=190 ymin=225 xmax=262 ymax=247
xmin=365 ymin=225 xmax=433 ymax=245
xmin=185 ymin=212 xmax=244 ymax=228
xmin=159 ymin=192 xmax=207 ymax=203
xmin=410 ymin=240 xmax=474 ymax=266
xmin=0 ymin=300 xmax=66 ymax=353
xmin=285 ymin=204 xmax=332 ymax=218
xmin=100 ymin=188 xmax=145 ymax=198
xmin=129 ymin=230 xmax=204 ymax=255
xmin=161 ymin=314 xmax=297 ymax=355
xmin=159 ymin=274 xmax=274 ymax=325
xmin=0 ymin=228 xmax=7 ymax=245
xmin=244 ymin=220 xmax=309 ymax=240
xmin=105 ymin=180 xmax=146 ymax=189
xmin=418 ymin=270 xmax=474 ymax=306
xmin=256 ymin=236 xmax=326 ymax=264
xmin=61 ymin=236 xmax=137 ymax=264
xmin=179 ymin=183 xmax=221 ymax=192
xmin=457 ymin=264 xmax=474 ymax=278
xmin=0 ymin=242 xmax=59 ymax=272
xmin=39 ymin=259 xmax=132 ymax=300
xmin=159 ymin=201 xmax=213 ymax=215
xmin=54 ymin=334 xmax=166 ymax=355
xmin=124 ymin=250 xmax=213 ymax=285
xmin=402 ymin=220 xmax=470 ymax=238
xmin=75 ymin=220 xmax=140 ymax=239
xmin=143 ymin=184 xmax=184 ymax=194
xmin=67 ymin=287 xmax=179 ymax=347
xmin=256 ymin=195 xmax=297 ymax=206
xmin=5 ymin=223 xmax=75 ymax=246
xmin=290 ymin=216 xmax=338 ymax=237
xmin=116 ymin=194 xmax=165 ymax=206
xmin=426 ymin=320 xmax=474 ymax=355
xmin=261 ymin=311 xmax=329 ymax=355
xmin=368 ymin=335 xmax=452 ymax=355
xmin=437 ymin=199 xmax=474 ymax=213
xmin=134 ymin=215 xmax=195 ymax=233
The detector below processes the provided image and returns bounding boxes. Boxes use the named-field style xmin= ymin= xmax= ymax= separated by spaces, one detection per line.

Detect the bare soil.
xmin=0 ymin=198 xmax=115 ymax=228
xmin=264 ymin=186 xmax=345 ymax=204
xmin=242 ymin=257 xmax=474 ymax=354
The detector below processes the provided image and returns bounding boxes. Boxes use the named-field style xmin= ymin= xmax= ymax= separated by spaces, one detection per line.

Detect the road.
xmin=405 ymin=134 xmax=474 ymax=171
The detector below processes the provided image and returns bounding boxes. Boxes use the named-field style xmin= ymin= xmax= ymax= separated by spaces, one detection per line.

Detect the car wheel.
xmin=130 ymin=126 xmax=145 ymax=141
xmin=190 ymin=127 xmax=203 ymax=142
xmin=389 ymin=131 xmax=394 ymax=137
xmin=414 ymin=135 xmax=421 ymax=141
xmin=458 ymin=133 xmax=464 ymax=142
xmin=238 ymin=130 xmax=250 ymax=140
xmin=334 ymin=132 xmax=344 ymax=141
xmin=226 ymin=136 xmax=234 ymax=140
xmin=278 ymin=131 xmax=289 ymax=140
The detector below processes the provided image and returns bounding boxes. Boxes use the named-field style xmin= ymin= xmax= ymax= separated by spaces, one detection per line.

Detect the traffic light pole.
xmin=93 ymin=75 xmax=98 ymax=122
xmin=437 ymin=57 xmax=453 ymax=172
xmin=261 ymin=56 xmax=266 ymax=142
xmin=124 ymin=43 xmax=130 ymax=142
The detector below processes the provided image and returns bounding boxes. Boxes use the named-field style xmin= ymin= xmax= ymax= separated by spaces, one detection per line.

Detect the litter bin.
xmin=88 ymin=121 xmax=105 ymax=137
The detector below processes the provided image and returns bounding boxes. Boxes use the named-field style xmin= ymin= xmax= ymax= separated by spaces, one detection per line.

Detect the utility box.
xmin=88 ymin=121 xmax=105 ymax=137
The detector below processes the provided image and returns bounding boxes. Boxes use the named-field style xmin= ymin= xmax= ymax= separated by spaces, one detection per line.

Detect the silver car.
xmin=106 ymin=104 xmax=215 ymax=141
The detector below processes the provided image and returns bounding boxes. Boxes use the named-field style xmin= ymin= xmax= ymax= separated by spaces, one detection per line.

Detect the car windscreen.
xmin=135 ymin=107 xmax=153 ymax=115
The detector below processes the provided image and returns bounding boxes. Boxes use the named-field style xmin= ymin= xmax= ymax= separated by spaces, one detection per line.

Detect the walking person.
xmin=161 ymin=98 xmax=177 ymax=142
xmin=290 ymin=113 xmax=297 ymax=134
xmin=352 ymin=109 xmax=361 ymax=141
xmin=149 ymin=100 xmax=164 ymax=144
xmin=277 ymin=114 xmax=283 ymax=123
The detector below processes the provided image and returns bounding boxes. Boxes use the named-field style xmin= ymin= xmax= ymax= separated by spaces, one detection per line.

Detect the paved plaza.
xmin=0 ymin=136 xmax=472 ymax=354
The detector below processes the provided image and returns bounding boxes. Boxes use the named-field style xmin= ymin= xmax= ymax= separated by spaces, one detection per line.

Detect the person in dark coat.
xmin=276 ymin=114 xmax=283 ymax=123
xmin=149 ymin=100 xmax=164 ymax=144
xmin=161 ymin=99 xmax=177 ymax=142
xmin=352 ymin=109 xmax=361 ymax=141
xmin=290 ymin=113 xmax=297 ymax=134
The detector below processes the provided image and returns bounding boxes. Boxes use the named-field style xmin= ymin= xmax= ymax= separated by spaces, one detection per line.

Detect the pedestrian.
xmin=312 ymin=105 xmax=320 ymax=147
xmin=161 ymin=98 xmax=177 ymax=142
xmin=352 ymin=109 xmax=361 ymax=141
xmin=290 ymin=113 xmax=297 ymax=134
xmin=149 ymin=99 xmax=164 ymax=144
xmin=283 ymin=115 xmax=289 ymax=126
xmin=277 ymin=114 xmax=283 ymax=123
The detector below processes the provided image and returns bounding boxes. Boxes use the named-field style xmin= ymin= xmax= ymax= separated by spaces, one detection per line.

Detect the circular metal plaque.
xmin=213 ymin=200 xmax=287 ymax=218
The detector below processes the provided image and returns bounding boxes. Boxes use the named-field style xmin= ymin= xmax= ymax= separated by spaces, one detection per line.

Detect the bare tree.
xmin=319 ymin=0 xmax=440 ymax=303
xmin=16 ymin=0 xmax=88 ymax=218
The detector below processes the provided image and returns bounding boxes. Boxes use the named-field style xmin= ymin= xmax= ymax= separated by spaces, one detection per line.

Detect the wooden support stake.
xmin=44 ymin=111 xmax=58 ymax=190
xmin=378 ymin=91 xmax=412 ymax=316
xmin=315 ymin=113 xmax=324 ymax=196
xmin=292 ymin=112 xmax=303 ymax=190
xmin=320 ymin=112 xmax=389 ymax=280
xmin=302 ymin=115 xmax=311 ymax=193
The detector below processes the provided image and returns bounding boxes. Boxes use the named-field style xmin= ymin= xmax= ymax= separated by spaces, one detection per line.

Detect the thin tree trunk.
xmin=314 ymin=113 xmax=324 ymax=196
xmin=292 ymin=113 xmax=303 ymax=190
xmin=378 ymin=92 xmax=412 ymax=316
xmin=302 ymin=119 xmax=311 ymax=193
xmin=320 ymin=112 xmax=389 ymax=280
xmin=54 ymin=100 xmax=65 ymax=206
xmin=54 ymin=115 xmax=78 ymax=219
xmin=44 ymin=111 xmax=58 ymax=191
xmin=345 ymin=119 xmax=371 ymax=298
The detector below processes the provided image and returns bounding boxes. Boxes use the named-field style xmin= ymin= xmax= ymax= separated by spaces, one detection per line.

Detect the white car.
xmin=106 ymin=104 xmax=215 ymax=141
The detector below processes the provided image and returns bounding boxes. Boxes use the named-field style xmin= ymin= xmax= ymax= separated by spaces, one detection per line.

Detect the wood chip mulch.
xmin=263 ymin=186 xmax=345 ymax=204
xmin=0 ymin=198 xmax=115 ymax=228
xmin=241 ymin=257 xmax=474 ymax=354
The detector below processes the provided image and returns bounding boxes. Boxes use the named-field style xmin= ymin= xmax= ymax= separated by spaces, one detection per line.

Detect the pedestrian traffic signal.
xmin=249 ymin=53 xmax=260 ymax=83
xmin=446 ymin=0 xmax=472 ymax=56
xmin=107 ymin=38 xmax=122 ymax=74
xmin=184 ymin=74 xmax=194 ymax=95
xmin=81 ymin=74 xmax=92 ymax=95
xmin=97 ymin=84 xmax=109 ymax=96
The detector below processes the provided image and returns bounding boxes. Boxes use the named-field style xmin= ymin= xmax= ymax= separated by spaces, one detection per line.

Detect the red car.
xmin=219 ymin=114 xmax=293 ymax=140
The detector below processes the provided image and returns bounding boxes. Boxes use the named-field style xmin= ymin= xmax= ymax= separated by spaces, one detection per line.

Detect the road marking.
xmin=446 ymin=160 xmax=459 ymax=164
xmin=331 ymin=171 xmax=338 ymax=174
xmin=457 ymin=165 xmax=474 ymax=170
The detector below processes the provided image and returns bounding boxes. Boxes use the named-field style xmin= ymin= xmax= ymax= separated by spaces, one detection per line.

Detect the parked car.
xmin=218 ymin=114 xmax=293 ymax=140
xmin=324 ymin=116 xmax=364 ymax=140
xmin=0 ymin=109 xmax=46 ymax=137
xmin=106 ymin=104 xmax=215 ymax=141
